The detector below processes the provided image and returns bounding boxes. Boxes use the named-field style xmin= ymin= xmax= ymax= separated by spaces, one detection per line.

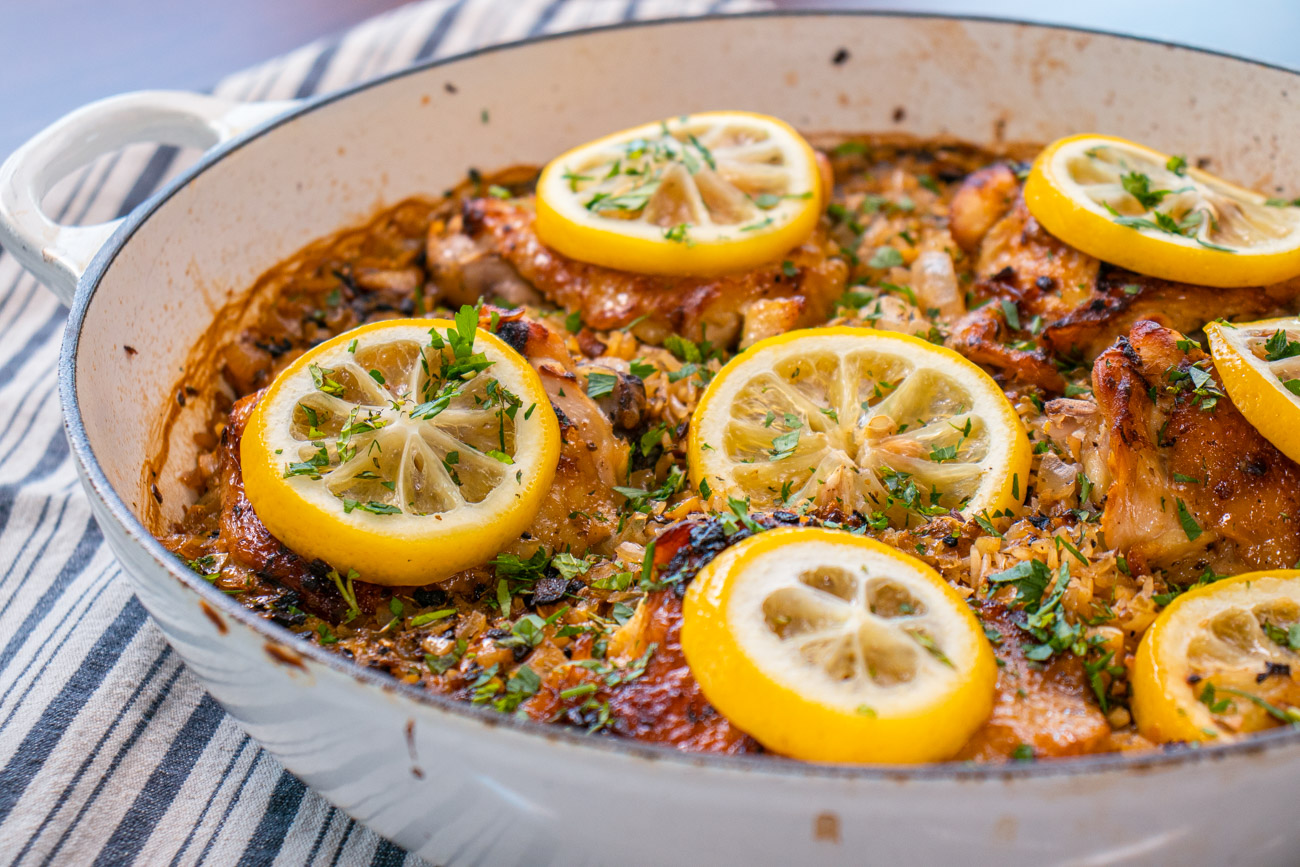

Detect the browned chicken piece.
xmin=948 ymin=163 xmax=1020 ymax=253
xmin=1093 ymin=320 xmax=1300 ymax=581
xmin=526 ymin=515 xmax=787 ymax=753
xmin=946 ymin=184 xmax=1102 ymax=388
xmin=447 ymin=197 xmax=848 ymax=346
xmin=972 ymin=196 xmax=1102 ymax=305
xmin=527 ymin=588 xmax=761 ymax=755
xmin=602 ymin=589 xmax=761 ymax=753
xmin=948 ymin=175 xmax=1300 ymax=382
xmin=958 ymin=603 xmax=1111 ymax=760
xmin=490 ymin=310 xmax=628 ymax=556
xmin=217 ymin=392 xmax=357 ymax=621
xmin=1041 ymin=269 xmax=1298 ymax=361
xmin=425 ymin=230 xmax=544 ymax=310
xmin=1042 ymin=397 xmax=1111 ymax=503
xmin=739 ymin=297 xmax=806 ymax=349
xmin=948 ymin=302 xmax=1066 ymax=392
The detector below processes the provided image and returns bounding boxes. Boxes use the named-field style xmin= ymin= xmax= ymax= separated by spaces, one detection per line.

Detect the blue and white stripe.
xmin=0 ymin=0 xmax=767 ymax=863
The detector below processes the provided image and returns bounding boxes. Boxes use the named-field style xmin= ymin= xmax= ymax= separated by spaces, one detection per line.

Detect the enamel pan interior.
xmin=60 ymin=12 xmax=1300 ymax=779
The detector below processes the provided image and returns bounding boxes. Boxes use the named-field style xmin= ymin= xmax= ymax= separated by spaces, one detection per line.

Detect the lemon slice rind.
xmin=535 ymin=111 xmax=822 ymax=276
xmin=1207 ymin=318 xmax=1300 ymax=466
xmin=1132 ymin=570 xmax=1300 ymax=744
xmin=1025 ymin=134 xmax=1300 ymax=288
xmin=241 ymin=319 xmax=560 ymax=586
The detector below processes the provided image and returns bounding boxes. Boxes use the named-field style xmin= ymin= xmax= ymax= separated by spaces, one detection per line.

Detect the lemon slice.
xmin=1132 ymin=571 xmax=1300 ymax=744
xmin=241 ymin=314 xmax=560 ymax=586
xmin=1025 ymin=133 xmax=1300 ymax=287
xmin=681 ymin=527 xmax=997 ymax=763
xmin=1206 ymin=318 xmax=1300 ymax=464
xmin=687 ymin=327 xmax=1031 ymax=521
xmin=534 ymin=111 xmax=822 ymax=276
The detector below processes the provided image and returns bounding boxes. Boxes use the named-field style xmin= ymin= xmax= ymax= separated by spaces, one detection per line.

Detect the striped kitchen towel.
xmin=0 ymin=1 xmax=768 ymax=864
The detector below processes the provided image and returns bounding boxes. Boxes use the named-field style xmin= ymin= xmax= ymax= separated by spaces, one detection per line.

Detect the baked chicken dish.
xmin=160 ymin=113 xmax=1300 ymax=763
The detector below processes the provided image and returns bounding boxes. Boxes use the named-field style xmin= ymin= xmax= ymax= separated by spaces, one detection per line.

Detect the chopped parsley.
xmin=868 ymin=246 xmax=904 ymax=270
xmin=663 ymin=223 xmax=691 ymax=244
xmin=1217 ymin=687 xmax=1300 ymax=725
xmin=1175 ymin=498 xmax=1203 ymax=541
xmin=1263 ymin=329 xmax=1300 ymax=362
xmin=409 ymin=609 xmax=456 ymax=627
xmin=309 ymin=363 xmax=345 ymax=397
xmin=1120 ymin=171 xmax=1173 ymax=210
xmin=629 ymin=359 xmax=656 ymax=380
xmin=613 ymin=466 xmax=685 ymax=513
xmin=1198 ymin=681 xmax=1234 ymax=714
xmin=551 ymin=552 xmax=591 ymax=581
xmin=929 ymin=443 xmax=958 ymax=463
xmin=1263 ymin=621 xmax=1300 ymax=652
xmin=491 ymin=548 xmax=550 ymax=581
xmin=999 ymin=300 xmax=1021 ymax=331
xmin=328 ymin=568 xmax=361 ymax=622
xmin=987 ymin=559 xmax=1051 ymax=608
xmin=972 ymin=511 xmax=1003 ymax=538
xmin=586 ymin=371 xmax=618 ymax=399
xmin=770 ymin=429 xmax=801 ymax=461
xmin=342 ymin=499 xmax=401 ymax=515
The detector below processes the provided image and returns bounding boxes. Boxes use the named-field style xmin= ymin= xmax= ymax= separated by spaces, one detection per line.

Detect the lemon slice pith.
xmin=1206 ymin=318 xmax=1300 ymax=465
xmin=687 ymin=327 xmax=1031 ymax=521
xmin=1025 ymin=133 xmax=1300 ymax=287
xmin=682 ymin=527 xmax=997 ymax=763
xmin=1132 ymin=571 xmax=1300 ymax=744
xmin=535 ymin=111 xmax=822 ymax=276
xmin=241 ymin=317 xmax=560 ymax=586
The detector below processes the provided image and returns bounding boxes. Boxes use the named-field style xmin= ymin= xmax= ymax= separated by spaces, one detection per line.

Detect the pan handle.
xmin=0 ymin=91 xmax=296 ymax=306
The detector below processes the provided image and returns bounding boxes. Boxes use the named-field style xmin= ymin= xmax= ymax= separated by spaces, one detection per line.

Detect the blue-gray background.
xmin=2 ymin=0 xmax=1297 ymax=159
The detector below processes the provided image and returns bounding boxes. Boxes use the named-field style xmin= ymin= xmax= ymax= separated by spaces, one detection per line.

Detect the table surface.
xmin=3 ymin=0 xmax=1297 ymax=161
xmin=0 ymin=0 xmax=409 ymax=159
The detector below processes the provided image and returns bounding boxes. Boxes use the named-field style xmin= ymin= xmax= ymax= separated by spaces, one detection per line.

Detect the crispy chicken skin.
xmin=948 ymin=300 xmax=1066 ymax=392
xmin=949 ymin=163 xmax=1020 ymax=254
xmin=219 ymin=393 xmax=364 ymax=621
xmin=1042 ymin=269 xmax=1298 ymax=361
xmin=528 ymin=517 xmax=769 ymax=754
xmin=970 ymin=195 xmax=1101 ymax=306
xmin=948 ymin=175 xmax=1300 ymax=388
xmin=1093 ymin=320 xmax=1300 ymax=580
xmin=447 ymin=197 xmax=848 ymax=347
xmin=527 ymin=587 xmax=761 ymax=754
xmin=957 ymin=603 xmax=1110 ymax=760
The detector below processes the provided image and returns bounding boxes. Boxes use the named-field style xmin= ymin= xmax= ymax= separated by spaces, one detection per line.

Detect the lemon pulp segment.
xmin=687 ymin=327 xmax=1031 ymax=522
